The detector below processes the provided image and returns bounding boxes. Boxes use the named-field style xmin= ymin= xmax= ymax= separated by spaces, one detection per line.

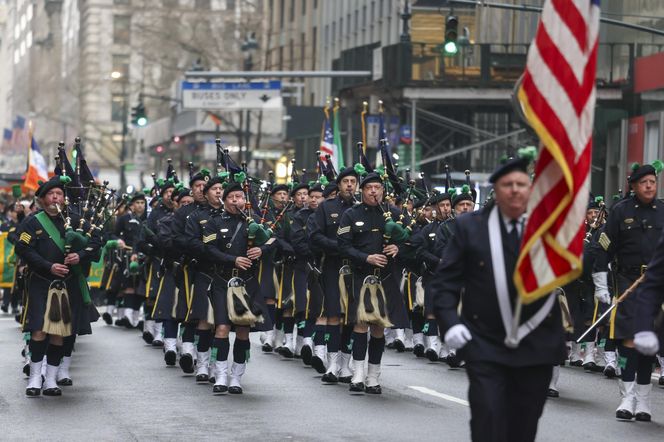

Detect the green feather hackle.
xmin=234 ymin=171 xmax=247 ymax=183
xmin=517 ymin=146 xmax=537 ymax=162
xmin=461 ymin=184 xmax=471 ymax=195
xmin=651 ymin=160 xmax=664 ymax=174
xmin=59 ymin=175 xmax=72 ymax=184
xmin=594 ymin=196 xmax=604 ymax=203
xmin=354 ymin=163 xmax=367 ymax=176
xmin=631 ymin=162 xmax=641 ymax=172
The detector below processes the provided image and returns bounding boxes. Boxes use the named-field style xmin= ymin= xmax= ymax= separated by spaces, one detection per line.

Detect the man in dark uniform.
xmin=172 ymin=168 xmax=209 ymax=373
xmin=593 ymin=163 xmax=664 ymax=421
xmin=307 ymin=167 xmax=358 ymax=380
xmin=141 ymin=179 xmax=176 ymax=345
xmin=411 ymin=192 xmax=452 ymax=361
xmin=431 ymin=158 xmax=566 ymax=441
xmin=337 ymin=172 xmax=410 ymax=394
xmin=16 ymin=176 xmax=102 ymax=396
xmin=202 ymin=182 xmax=275 ymax=394
xmin=290 ymin=182 xmax=325 ymax=365
xmin=113 ymin=193 xmax=147 ymax=329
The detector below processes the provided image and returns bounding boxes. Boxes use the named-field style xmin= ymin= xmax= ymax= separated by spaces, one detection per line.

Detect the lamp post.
xmin=111 ymin=70 xmax=129 ymax=192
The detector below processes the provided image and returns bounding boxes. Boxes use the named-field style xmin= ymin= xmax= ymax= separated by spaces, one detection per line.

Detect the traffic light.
xmin=444 ymin=15 xmax=459 ymax=55
xmin=131 ymin=102 xmax=148 ymax=127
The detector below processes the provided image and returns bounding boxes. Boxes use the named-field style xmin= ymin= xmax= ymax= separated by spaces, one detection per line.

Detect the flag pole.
xmin=361 ymin=101 xmax=368 ymax=152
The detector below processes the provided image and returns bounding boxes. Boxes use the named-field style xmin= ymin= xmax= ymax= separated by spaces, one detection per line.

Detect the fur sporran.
xmin=43 ymin=280 xmax=72 ymax=337
xmin=226 ymin=277 xmax=263 ymax=326
xmin=357 ymin=275 xmax=393 ymax=328
xmin=415 ymin=276 xmax=425 ymax=309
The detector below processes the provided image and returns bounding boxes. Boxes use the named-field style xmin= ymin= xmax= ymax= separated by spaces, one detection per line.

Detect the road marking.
xmin=408 ymin=386 xmax=469 ymax=406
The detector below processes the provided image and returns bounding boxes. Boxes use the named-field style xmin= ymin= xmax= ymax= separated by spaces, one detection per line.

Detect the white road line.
xmin=408 ymin=385 xmax=469 ymax=406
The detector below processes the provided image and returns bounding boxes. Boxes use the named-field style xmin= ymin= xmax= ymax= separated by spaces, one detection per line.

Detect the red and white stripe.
xmin=515 ymin=0 xmax=600 ymax=304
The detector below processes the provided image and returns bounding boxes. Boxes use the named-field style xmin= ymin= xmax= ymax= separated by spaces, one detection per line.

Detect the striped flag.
xmin=332 ymin=100 xmax=345 ymax=170
xmin=319 ymin=104 xmax=337 ymax=165
xmin=514 ymin=0 xmax=600 ymax=304
xmin=24 ymin=131 xmax=48 ymax=191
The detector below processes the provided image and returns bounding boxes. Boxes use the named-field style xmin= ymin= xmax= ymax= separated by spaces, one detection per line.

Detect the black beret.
xmin=628 ymin=164 xmax=657 ymax=184
xmin=36 ymin=176 xmax=67 ymax=198
xmin=204 ymin=176 xmax=225 ymax=193
xmin=290 ymin=183 xmax=309 ymax=196
xmin=222 ymin=182 xmax=244 ymax=200
xmin=359 ymin=172 xmax=382 ymax=189
xmin=489 ymin=157 xmax=530 ymax=184
xmin=159 ymin=180 xmax=176 ymax=196
xmin=270 ymin=184 xmax=289 ymax=195
xmin=129 ymin=192 xmax=146 ymax=204
xmin=189 ymin=170 xmax=210 ymax=186
xmin=322 ymin=182 xmax=338 ymax=198
xmin=336 ymin=167 xmax=359 ymax=184
xmin=452 ymin=192 xmax=474 ymax=207
xmin=412 ymin=199 xmax=427 ymax=210
xmin=174 ymin=187 xmax=192 ymax=201
xmin=430 ymin=192 xmax=451 ymax=205
xmin=309 ymin=183 xmax=324 ymax=194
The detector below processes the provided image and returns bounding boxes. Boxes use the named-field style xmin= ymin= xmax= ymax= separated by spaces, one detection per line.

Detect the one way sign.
xmin=181 ymin=80 xmax=282 ymax=110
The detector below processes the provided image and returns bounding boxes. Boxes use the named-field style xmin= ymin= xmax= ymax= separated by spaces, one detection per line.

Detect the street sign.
xmin=181 ymin=81 xmax=282 ymax=110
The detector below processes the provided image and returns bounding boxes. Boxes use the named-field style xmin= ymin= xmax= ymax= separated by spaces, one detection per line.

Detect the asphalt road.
xmin=1 ymin=315 xmax=663 ymax=441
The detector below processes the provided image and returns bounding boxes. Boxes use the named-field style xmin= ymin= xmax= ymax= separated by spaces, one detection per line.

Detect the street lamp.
xmin=111 ymin=70 xmax=129 ymax=192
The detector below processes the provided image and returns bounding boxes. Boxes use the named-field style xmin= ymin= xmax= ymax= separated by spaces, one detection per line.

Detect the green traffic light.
xmin=444 ymin=41 xmax=458 ymax=55
xmin=137 ymin=116 xmax=148 ymax=127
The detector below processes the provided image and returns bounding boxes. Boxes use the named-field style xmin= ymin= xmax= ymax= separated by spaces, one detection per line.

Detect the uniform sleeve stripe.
xmin=337 ymin=226 xmax=351 ymax=235
xmin=202 ymin=234 xmax=217 ymax=243
xmin=598 ymin=232 xmax=610 ymax=251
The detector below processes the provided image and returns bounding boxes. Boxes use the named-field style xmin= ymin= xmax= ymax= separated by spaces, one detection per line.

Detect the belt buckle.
xmin=641 ymin=265 xmax=648 ymax=275
xmin=232 ymin=268 xmax=239 ymax=278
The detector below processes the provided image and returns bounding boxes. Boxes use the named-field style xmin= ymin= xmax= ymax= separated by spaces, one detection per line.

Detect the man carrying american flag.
xmin=431 ymin=0 xmax=600 ymax=440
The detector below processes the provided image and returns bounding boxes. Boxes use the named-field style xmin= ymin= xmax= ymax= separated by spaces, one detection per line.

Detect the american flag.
xmin=320 ymin=111 xmax=336 ymax=162
xmin=514 ymin=0 xmax=600 ymax=304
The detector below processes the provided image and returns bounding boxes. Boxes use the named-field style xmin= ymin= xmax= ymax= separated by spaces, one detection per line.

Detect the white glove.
xmin=634 ymin=331 xmax=660 ymax=356
xmin=592 ymin=272 xmax=610 ymax=304
xmin=444 ymin=324 xmax=472 ymax=350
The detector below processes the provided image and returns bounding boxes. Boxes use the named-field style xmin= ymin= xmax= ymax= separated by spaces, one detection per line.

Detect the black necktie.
xmin=508 ymin=219 xmax=520 ymax=252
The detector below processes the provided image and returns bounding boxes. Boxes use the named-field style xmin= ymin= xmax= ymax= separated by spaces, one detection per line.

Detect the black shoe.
xmin=56 ymin=378 xmax=73 ymax=386
xmin=635 ymin=412 xmax=652 ymax=422
xmin=102 ymin=312 xmax=112 ymax=325
xmin=25 ymin=388 xmax=41 ymax=397
xmin=152 ymin=339 xmax=164 ymax=348
xmin=446 ymin=354 xmax=462 ymax=368
xmin=386 ymin=342 xmax=395 ymax=350
xmin=280 ymin=347 xmax=294 ymax=358
xmin=301 ymin=345 xmax=313 ymax=366
xmin=228 ymin=386 xmax=243 ymax=394
xmin=413 ymin=344 xmax=425 ymax=358
xmin=425 ymin=349 xmax=439 ymax=362
xmin=262 ymin=343 xmax=273 ymax=353
xmin=583 ymin=362 xmax=597 ymax=372
xmin=615 ymin=409 xmax=634 ymax=420
xmin=604 ymin=366 xmax=617 ymax=379
xmin=136 ymin=320 xmax=144 ymax=331
xmin=196 ymin=374 xmax=209 ymax=383
xmin=321 ymin=372 xmax=338 ymax=384
xmin=114 ymin=318 xmax=124 ymax=327
xmin=659 ymin=376 xmax=664 ymax=386
xmin=14 ymin=313 xmax=21 ymax=323
xmin=209 ymin=376 xmax=216 ymax=384
xmin=365 ymin=384 xmax=382 ymax=394
xmin=1 ymin=305 xmax=8 ymax=313
xmin=43 ymin=387 xmax=62 ymax=397
xmin=142 ymin=331 xmax=154 ymax=345
xmin=164 ymin=350 xmax=176 ymax=366
xmin=591 ymin=364 xmax=605 ymax=373
xmin=23 ymin=363 xmax=30 ymax=377
xmin=311 ymin=356 xmax=326 ymax=374
xmin=393 ymin=339 xmax=405 ymax=353
xmin=179 ymin=354 xmax=195 ymax=374
xmin=349 ymin=382 xmax=365 ymax=392
xmin=213 ymin=384 xmax=228 ymax=394
xmin=547 ymin=388 xmax=559 ymax=398
xmin=338 ymin=376 xmax=352 ymax=384
xmin=570 ymin=360 xmax=583 ymax=367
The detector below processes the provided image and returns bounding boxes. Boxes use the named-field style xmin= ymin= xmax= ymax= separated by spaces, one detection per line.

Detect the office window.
xmin=279 ymin=0 xmax=285 ymax=28
xmin=289 ymin=39 xmax=294 ymax=69
xmin=114 ymin=0 xmax=130 ymax=4
xmin=195 ymin=0 xmax=211 ymax=8
xmin=312 ymin=26 xmax=317 ymax=69
xmin=111 ymin=94 xmax=126 ymax=122
xmin=290 ymin=0 xmax=295 ymax=21
xmin=113 ymin=15 xmax=131 ymax=44
xmin=163 ymin=0 xmax=178 ymax=6
xmin=112 ymin=54 xmax=130 ymax=78
xmin=300 ymin=32 xmax=305 ymax=70
xmin=302 ymin=0 xmax=306 ymax=15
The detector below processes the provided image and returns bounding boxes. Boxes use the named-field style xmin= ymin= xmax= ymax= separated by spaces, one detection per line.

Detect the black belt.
xmin=618 ymin=265 xmax=648 ymax=276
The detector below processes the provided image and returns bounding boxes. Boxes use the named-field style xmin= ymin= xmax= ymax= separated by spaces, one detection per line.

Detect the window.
xmin=113 ymin=15 xmax=131 ymax=44
xmin=300 ymin=32 xmax=305 ymax=70
xmin=227 ymin=0 xmax=235 ymax=9
xmin=163 ymin=0 xmax=178 ymax=6
xmin=112 ymin=54 xmax=130 ymax=78
xmin=289 ymin=39 xmax=294 ymax=69
xmin=279 ymin=0 xmax=285 ymax=28
xmin=311 ymin=26 xmax=317 ymax=70
xmin=313 ymin=0 xmax=317 ymax=9
xmin=195 ymin=0 xmax=211 ymax=8
xmin=278 ymin=46 xmax=284 ymax=70
xmin=290 ymin=0 xmax=295 ymax=21
xmin=111 ymin=94 xmax=126 ymax=122
xmin=114 ymin=0 xmax=130 ymax=4
xmin=302 ymin=0 xmax=306 ymax=15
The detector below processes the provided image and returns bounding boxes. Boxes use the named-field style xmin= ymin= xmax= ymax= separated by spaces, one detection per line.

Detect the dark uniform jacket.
xmin=634 ymin=230 xmax=664 ymax=343
xmin=431 ymin=207 xmax=566 ymax=367
xmin=308 ymin=195 xmax=355 ymax=259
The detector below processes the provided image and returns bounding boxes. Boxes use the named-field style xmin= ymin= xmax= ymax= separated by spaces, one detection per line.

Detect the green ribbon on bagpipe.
xmin=35 ymin=212 xmax=92 ymax=305
xmin=88 ymin=247 xmax=106 ymax=289
xmin=0 ymin=232 xmax=16 ymax=288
